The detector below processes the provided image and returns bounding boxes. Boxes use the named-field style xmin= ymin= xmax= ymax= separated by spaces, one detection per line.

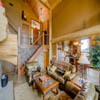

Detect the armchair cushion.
xmin=50 ymin=66 xmax=56 ymax=72
xmin=69 ymin=64 xmax=76 ymax=73
xmin=64 ymin=73 xmax=76 ymax=81
xmin=56 ymin=68 xmax=65 ymax=75
xmin=57 ymin=75 xmax=65 ymax=84
xmin=26 ymin=61 xmax=40 ymax=71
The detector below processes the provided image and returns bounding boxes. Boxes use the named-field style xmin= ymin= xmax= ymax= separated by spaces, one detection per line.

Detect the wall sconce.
xmin=73 ymin=42 xmax=79 ymax=45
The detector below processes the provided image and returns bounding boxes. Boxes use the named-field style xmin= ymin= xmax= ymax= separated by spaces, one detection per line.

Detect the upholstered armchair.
xmin=25 ymin=61 xmax=41 ymax=86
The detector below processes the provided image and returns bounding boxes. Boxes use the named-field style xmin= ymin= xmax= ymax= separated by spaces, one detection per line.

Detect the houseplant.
xmin=90 ymin=35 xmax=100 ymax=69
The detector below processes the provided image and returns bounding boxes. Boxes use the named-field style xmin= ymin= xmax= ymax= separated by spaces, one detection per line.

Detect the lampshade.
xmin=78 ymin=55 xmax=90 ymax=64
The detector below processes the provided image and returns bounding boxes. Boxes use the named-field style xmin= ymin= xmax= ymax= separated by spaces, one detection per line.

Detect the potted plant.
xmin=90 ymin=35 xmax=100 ymax=69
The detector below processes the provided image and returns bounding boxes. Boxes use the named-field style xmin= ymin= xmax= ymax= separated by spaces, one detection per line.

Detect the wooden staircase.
xmin=28 ymin=46 xmax=43 ymax=62
xmin=18 ymin=33 xmax=49 ymax=74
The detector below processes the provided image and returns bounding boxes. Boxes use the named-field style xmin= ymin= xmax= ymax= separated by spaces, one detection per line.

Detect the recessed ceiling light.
xmin=9 ymin=3 xmax=14 ymax=6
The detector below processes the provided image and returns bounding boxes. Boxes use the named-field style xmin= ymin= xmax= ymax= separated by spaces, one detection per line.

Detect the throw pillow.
xmin=63 ymin=71 xmax=71 ymax=78
xmin=51 ymin=66 xmax=56 ymax=72
xmin=69 ymin=64 xmax=76 ymax=73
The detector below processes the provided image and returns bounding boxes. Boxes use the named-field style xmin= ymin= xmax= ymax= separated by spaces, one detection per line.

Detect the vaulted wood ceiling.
xmin=26 ymin=0 xmax=49 ymax=22
xmin=26 ymin=0 xmax=62 ymax=22
xmin=40 ymin=0 xmax=62 ymax=9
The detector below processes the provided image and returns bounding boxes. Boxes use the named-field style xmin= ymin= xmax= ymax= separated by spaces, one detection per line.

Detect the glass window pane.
xmin=81 ymin=39 xmax=90 ymax=53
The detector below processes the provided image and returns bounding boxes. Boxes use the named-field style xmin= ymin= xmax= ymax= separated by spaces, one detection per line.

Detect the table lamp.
xmin=78 ymin=55 xmax=90 ymax=83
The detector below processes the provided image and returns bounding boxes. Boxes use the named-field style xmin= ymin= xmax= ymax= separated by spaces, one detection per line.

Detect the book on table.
xmin=39 ymin=75 xmax=50 ymax=83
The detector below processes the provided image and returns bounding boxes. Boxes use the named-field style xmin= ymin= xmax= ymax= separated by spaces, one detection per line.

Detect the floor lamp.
xmin=78 ymin=55 xmax=90 ymax=84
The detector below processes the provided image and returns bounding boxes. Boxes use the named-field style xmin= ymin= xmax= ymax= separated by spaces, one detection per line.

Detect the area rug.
xmin=14 ymin=82 xmax=70 ymax=100
xmin=14 ymin=82 xmax=43 ymax=100
xmin=48 ymin=91 xmax=72 ymax=100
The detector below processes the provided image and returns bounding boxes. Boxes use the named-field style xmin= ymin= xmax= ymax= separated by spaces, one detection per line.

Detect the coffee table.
xmin=34 ymin=75 xmax=59 ymax=100
xmin=71 ymin=76 xmax=85 ymax=88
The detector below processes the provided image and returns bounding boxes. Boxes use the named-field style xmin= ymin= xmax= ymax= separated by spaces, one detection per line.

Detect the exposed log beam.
xmin=27 ymin=0 xmax=39 ymax=19
xmin=52 ymin=25 xmax=100 ymax=43
xmin=39 ymin=0 xmax=63 ymax=10
xmin=39 ymin=0 xmax=50 ymax=9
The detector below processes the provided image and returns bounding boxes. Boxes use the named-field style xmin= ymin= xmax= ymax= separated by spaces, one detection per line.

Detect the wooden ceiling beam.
xmin=39 ymin=0 xmax=50 ymax=9
xmin=52 ymin=25 xmax=100 ymax=43
xmin=26 ymin=0 xmax=39 ymax=18
xmin=39 ymin=0 xmax=63 ymax=10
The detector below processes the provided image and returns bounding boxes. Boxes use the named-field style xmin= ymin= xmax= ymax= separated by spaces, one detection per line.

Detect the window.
xmin=81 ymin=38 xmax=90 ymax=56
xmin=30 ymin=20 xmax=40 ymax=45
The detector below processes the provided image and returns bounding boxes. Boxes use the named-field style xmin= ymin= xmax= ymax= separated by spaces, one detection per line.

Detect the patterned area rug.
xmin=14 ymin=82 xmax=71 ymax=100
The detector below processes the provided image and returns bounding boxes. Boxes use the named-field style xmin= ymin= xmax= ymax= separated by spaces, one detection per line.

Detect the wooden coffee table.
xmin=34 ymin=75 xmax=59 ymax=100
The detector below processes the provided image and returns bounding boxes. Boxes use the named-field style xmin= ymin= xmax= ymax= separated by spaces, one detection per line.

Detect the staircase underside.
xmin=0 ymin=34 xmax=17 ymax=65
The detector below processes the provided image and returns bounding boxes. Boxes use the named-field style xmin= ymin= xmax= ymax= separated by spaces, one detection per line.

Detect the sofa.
xmin=73 ymin=82 xmax=98 ymax=100
xmin=47 ymin=61 xmax=76 ymax=85
xmin=48 ymin=82 xmax=98 ymax=100
xmin=65 ymin=81 xmax=80 ymax=95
